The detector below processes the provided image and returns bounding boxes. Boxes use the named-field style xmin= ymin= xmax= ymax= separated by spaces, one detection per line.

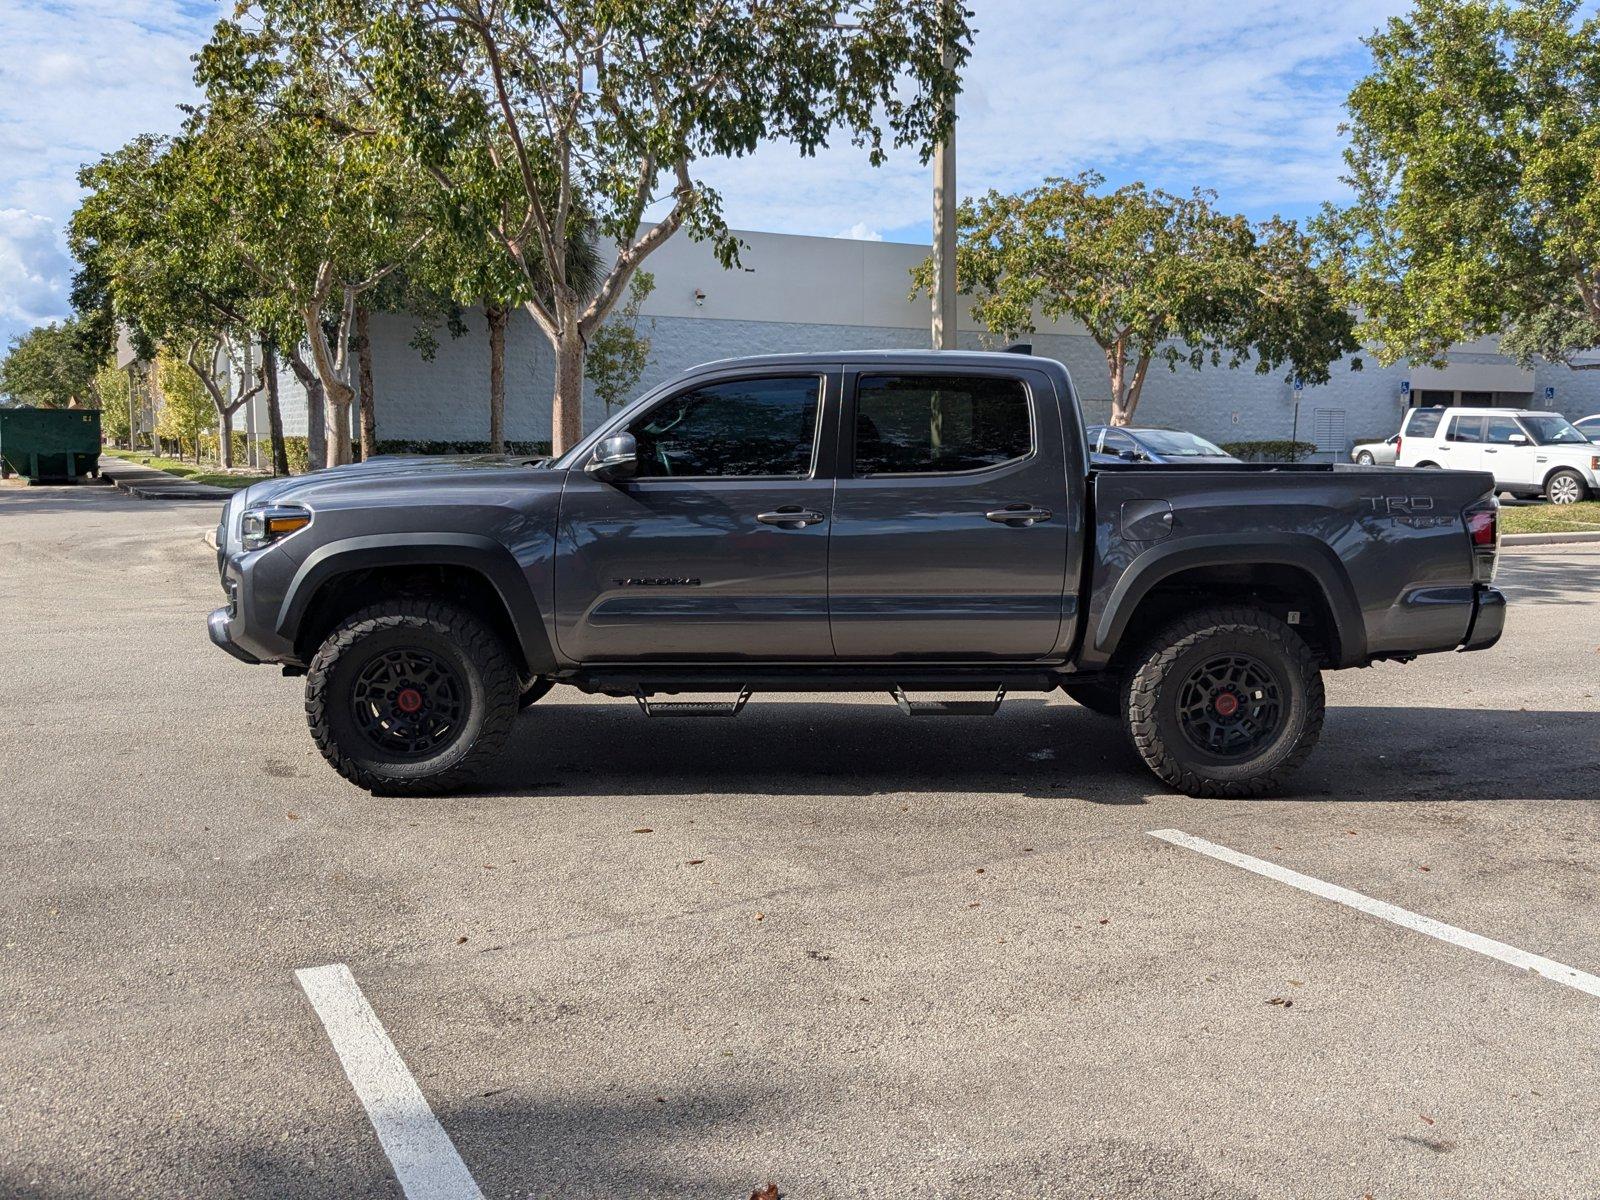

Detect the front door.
xmin=554 ymin=370 xmax=839 ymax=662
xmin=1481 ymin=414 xmax=1535 ymax=488
xmin=827 ymin=367 xmax=1070 ymax=659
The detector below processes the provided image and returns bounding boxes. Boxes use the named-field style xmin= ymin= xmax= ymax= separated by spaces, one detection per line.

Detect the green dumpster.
xmin=0 ymin=407 xmax=102 ymax=483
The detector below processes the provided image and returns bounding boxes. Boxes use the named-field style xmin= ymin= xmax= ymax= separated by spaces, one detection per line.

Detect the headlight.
xmin=241 ymin=503 xmax=312 ymax=551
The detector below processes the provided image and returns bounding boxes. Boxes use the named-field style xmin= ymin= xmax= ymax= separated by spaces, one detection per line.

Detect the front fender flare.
xmin=1092 ymin=533 xmax=1366 ymax=668
xmin=276 ymin=533 xmax=557 ymax=675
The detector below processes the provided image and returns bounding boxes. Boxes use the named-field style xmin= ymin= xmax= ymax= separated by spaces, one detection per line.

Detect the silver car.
xmin=1350 ymin=434 xmax=1399 ymax=465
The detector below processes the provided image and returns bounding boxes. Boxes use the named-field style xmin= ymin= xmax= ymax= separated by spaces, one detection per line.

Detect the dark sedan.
xmin=1087 ymin=425 xmax=1241 ymax=465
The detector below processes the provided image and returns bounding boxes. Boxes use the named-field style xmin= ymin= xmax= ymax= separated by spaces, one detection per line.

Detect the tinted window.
xmin=1406 ymin=408 xmax=1445 ymax=438
xmin=854 ymin=375 xmax=1031 ymax=475
xmin=1100 ymin=429 xmax=1137 ymax=456
xmin=1448 ymin=416 xmax=1485 ymax=442
xmin=629 ymin=376 xmax=821 ymax=478
xmin=1484 ymin=417 xmax=1525 ymax=444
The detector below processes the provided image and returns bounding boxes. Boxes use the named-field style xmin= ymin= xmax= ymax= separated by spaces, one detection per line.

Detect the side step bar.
xmin=634 ymin=686 xmax=752 ymax=718
xmin=890 ymin=685 xmax=1006 ymax=716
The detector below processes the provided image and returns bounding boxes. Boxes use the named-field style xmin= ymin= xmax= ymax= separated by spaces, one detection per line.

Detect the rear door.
xmin=1482 ymin=414 xmax=1535 ymax=488
xmin=827 ymin=366 xmax=1070 ymax=659
xmin=554 ymin=369 xmax=839 ymax=662
xmin=1440 ymin=414 xmax=1485 ymax=471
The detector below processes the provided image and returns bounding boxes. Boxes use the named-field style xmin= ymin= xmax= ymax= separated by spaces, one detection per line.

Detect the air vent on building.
xmin=1312 ymin=407 xmax=1347 ymax=453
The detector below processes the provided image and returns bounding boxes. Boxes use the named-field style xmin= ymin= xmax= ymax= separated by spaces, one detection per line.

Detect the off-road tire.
xmin=1062 ymin=680 xmax=1122 ymax=717
xmin=305 ymin=599 xmax=519 ymax=795
xmin=519 ymin=677 xmax=554 ymax=709
xmin=1124 ymin=606 xmax=1324 ymax=798
xmin=1545 ymin=468 xmax=1589 ymax=505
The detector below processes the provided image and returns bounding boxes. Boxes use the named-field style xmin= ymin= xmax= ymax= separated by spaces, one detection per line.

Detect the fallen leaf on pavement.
xmin=753 ymin=912 xmax=764 ymax=922
xmin=1098 ymin=917 xmax=1109 ymax=925
xmin=1288 ymin=980 xmax=1303 ymax=987
xmin=750 ymin=1182 xmax=780 ymax=1200
xmin=456 ymin=936 xmax=468 ymax=945
xmin=633 ymin=828 xmax=653 ymax=834
xmin=1419 ymin=1114 xmax=1435 ymax=1125
xmin=975 ymin=868 xmax=986 ymax=874
xmin=1419 ymin=865 xmax=1431 ymax=872
xmin=286 ymin=812 xmax=299 ymax=820
xmin=686 ymin=859 xmax=705 ymax=866
xmin=1266 ymin=997 xmax=1293 ymax=1007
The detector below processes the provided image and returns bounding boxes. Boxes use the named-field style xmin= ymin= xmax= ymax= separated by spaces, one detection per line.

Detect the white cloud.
xmin=836 ymin=222 xmax=885 ymax=242
xmin=0 ymin=209 xmax=73 ymax=328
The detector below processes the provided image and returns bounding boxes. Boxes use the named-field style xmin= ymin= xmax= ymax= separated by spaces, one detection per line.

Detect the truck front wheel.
xmin=1124 ymin=607 xmax=1324 ymax=798
xmin=305 ymin=599 xmax=520 ymax=795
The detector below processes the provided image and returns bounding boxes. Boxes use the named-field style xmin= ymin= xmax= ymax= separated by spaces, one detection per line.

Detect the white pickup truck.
xmin=1396 ymin=406 xmax=1599 ymax=504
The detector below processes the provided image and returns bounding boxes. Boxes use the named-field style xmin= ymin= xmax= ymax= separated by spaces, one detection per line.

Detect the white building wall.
xmin=262 ymin=226 xmax=1600 ymax=453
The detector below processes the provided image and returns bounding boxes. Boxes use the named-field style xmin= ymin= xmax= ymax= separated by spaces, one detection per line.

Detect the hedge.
xmin=1220 ymin=439 xmax=1318 ymax=463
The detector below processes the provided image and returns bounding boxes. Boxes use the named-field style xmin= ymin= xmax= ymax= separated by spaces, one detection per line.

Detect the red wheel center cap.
xmin=396 ymin=687 xmax=424 ymax=714
xmin=1213 ymin=692 xmax=1241 ymax=717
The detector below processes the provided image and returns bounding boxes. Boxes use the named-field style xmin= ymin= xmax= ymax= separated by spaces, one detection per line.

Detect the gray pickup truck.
xmin=209 ymin=351 xmax=1505 ymax=797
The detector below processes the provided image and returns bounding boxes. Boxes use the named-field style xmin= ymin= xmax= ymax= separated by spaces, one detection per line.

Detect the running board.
xmin=633 ymin=686 xmax=752 ymax=718
xmin=891 ymin=685 xmax=1006 ymax=717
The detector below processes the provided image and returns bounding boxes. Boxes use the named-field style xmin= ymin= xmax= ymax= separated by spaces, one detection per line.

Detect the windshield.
xmin=1518 ymin=413 xmax=1589 ymax=445
xmin=1135 ymin=430 xmax=1229 ymax=457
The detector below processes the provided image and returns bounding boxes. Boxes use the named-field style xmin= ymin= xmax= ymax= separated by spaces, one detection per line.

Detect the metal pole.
xmin=931 ymin=0 xmax=957 ymax=350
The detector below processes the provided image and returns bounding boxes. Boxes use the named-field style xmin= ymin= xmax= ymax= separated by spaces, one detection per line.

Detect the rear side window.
xmin=628 ymin=375 xmax=821 ymax=478
xmin=1448 ymin=416 xmax=1485 ymax=443
xmin=854 ymin=374 xmax=1031 ymax=475
xmin=1405 ymin=408 xmax=1444 ymax=438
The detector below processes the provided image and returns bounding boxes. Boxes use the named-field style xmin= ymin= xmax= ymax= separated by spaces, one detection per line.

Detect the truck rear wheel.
xmin=305 ymin=599 xmax=520 ymax=795
xmin=1124 ymin=607 xmax=1324 ymax=798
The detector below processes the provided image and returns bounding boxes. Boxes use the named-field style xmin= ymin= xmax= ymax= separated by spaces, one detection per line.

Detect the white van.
xmin=1396 ymin=407 xmax=1599 ymax=504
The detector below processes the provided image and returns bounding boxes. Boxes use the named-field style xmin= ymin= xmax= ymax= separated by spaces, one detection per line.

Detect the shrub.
xmin=1220 ymin=439 xmax=1318 ymax=463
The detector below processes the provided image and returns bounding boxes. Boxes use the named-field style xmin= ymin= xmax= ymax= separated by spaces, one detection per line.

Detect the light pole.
xmin=931 ymin=0 xmax=957 ymax=351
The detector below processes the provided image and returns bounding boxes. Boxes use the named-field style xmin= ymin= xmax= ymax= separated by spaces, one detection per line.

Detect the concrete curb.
xmin=1501 ymin=530 xmax=1600 ymax=547
xmin=100 ymin=456 xmax=236 ymax=502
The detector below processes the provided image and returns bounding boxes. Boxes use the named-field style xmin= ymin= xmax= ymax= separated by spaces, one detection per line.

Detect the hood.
xmin=242 ymin=453 xmax=550 ymax=506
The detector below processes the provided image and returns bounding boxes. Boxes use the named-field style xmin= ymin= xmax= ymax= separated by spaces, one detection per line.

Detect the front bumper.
xmin=208 ymin=606 xmax=262 ymax=664
xmin=1460 ymin=585 xmax=1506 ymax=652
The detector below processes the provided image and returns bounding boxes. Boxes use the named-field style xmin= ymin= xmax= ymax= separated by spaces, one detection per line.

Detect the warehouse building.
xmin=254 ymin=227 xmax=1600 ymax=457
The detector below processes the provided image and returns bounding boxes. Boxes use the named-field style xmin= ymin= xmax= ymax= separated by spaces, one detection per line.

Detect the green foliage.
xmin=0 ymin=320 xmax=99 ymax=407
xmin=587 ymin=272 xmax=656 ymax=413
xmin=94 ymin=362 xmax=132 ymax=443
xmin=214 ymin=0 xmax=971 ymax=452
xmin=155 ymin=352 xmax=216 ymax=456
xmin=1315 ymin=0 xmax=1600 ymax=369
xmin=917 ymin=173 xmax=1359 ymax=424
xmin=1219 ymin=439 xmax=1319 ymax=463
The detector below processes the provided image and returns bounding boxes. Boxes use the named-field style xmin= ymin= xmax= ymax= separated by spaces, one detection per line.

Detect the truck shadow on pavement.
xmin=483 ymin=699 xmax=1599 ymax=806
xmin=1495 ymin=551 xmax=1600 ymax=606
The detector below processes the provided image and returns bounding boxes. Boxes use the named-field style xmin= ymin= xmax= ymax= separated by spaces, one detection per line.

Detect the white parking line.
xmin=296 ymin=964 xmax=486 ymax=1200
xmin=1148 ymin=829 xmax=1600 ymax=999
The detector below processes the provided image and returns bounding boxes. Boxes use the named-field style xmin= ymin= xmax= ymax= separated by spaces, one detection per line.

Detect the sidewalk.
xmin=99 ymin=455 xmax=237 ymax=501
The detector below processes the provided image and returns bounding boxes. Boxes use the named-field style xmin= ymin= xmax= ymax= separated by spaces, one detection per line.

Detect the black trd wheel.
xmin=1062 ymin=680 xmax=1122 ymax=717
xmin=306 ymin=600 xmax=519 ymax=795
xmin=519 ymin=677 xmax=554 ymax=709
xmin=1124 ymin=607 xmax=1324 ymax=798
xmin=1546 ymin=469 xmax=1588 ymax=505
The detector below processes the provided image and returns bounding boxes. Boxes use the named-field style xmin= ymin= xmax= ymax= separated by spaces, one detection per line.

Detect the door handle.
xmin=756 ymin=506 xmax=825 ymax=529
xmin=985 ymin=504 xmax=1053 ymax=527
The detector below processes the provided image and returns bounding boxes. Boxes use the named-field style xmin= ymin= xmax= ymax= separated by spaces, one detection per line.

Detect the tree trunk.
xmin=219 ymin=409 xmax=233 ymax=469
xmin=552 ymin=324 xmax=585 ymax=455
xmin=487 ymin=303 xmax=508 ymax=453
xmin=356 ymin=304 xmax=377 ymax=461
xmin=286 ymin=349 xmax=325 ymax=469
xmin=263 ymin=344 xmax=289 ymax=476
xmin=1105 ymin=343 xmax=1130 ymax=426
xmin=300 ymin=307 xmax=354 ymax=468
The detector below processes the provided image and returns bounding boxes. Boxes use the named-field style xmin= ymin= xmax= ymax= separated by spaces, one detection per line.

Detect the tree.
xmin=155 ymin=351 xmax=216 ymax=461
xmin=0 ymin=320 xmax=98 ymax=408
xmin=217 ymin=0 xmax=971 ymax=454
xmin=916 ymin=173 xmax=1359 ymax=425
xmin=94 ymin=361 xmax=133 ymax=447
xmin=72 ymin=136 xmax=270 ymax=469
xmin=1316 ymin=0 xmax=1600 ymax=369
xmin=587 ymin=271 xmax=656 ymax=415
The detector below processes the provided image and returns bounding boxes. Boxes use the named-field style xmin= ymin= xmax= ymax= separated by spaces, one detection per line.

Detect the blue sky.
xmin=0 ymin=0 xmax=1417 ymax=353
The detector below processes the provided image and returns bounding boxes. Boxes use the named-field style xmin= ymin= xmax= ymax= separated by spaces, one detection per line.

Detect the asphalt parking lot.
xmin=2 ymin=484 xmax=1598 ymax=1200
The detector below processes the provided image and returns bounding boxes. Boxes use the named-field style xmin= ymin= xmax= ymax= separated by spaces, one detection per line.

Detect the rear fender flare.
xmin=1093 ymin=534 xmax=1366 ymax=668
xmin=277 ymin=533 xmax=556 ymax=674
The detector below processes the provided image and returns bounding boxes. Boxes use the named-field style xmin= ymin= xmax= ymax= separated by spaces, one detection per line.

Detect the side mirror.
xmin=1119 ymin=449 xmax=1141 ymax=462
xmin=585 ymin=432 xmax=638 ymax=483
xmin=1508 ymin=433 xmax=1530 ymax=445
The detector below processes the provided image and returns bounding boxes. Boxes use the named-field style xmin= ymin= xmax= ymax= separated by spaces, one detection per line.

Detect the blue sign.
xmin=1400 ymin=380 xmax=1412 ymax=396
xmin=1544 ymin=386 xmax=1556 ymax=401
xmin=1292 ymin=377 xmax=1305 ymax=393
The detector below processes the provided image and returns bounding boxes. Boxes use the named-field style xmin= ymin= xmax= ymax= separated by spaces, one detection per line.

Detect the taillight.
xmin=1395 ymin=436 xmax=1402 ymax=460
xmin=1464 ymin=498 xmax=1498 ymax=582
